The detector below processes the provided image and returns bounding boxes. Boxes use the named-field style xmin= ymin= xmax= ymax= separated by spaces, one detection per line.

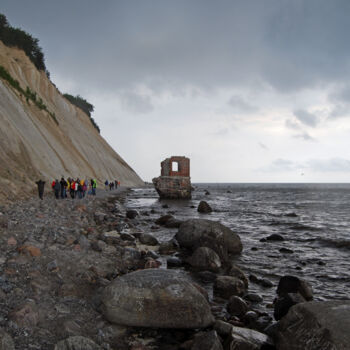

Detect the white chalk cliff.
xmin=0 ymin=40 xmax=143 ymax=202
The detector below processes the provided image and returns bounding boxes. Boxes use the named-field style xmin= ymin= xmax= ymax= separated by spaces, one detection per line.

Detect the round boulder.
xmin=139 ymin=233 xmax=159 ymax=246
xmin=214 ymin=276 xmax=246 ymax=299
xmin=101 ymin=269 xmax=214 ymax=328
xmin=187 ymin=247 xmax=221 ymax=272
xmin=176 ymin=219 xmax=242 ymax=262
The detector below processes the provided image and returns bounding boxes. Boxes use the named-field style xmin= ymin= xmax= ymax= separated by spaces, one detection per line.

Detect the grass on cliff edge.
xmin=0 ymin=65 xmax=58 ymax=125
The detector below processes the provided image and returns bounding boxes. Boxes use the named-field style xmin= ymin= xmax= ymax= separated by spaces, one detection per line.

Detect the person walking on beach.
xmin=105 ymin=180 xmax=109 ymax=191
xmin=36 ymin=180 xmax=45 ymax=200
xmin=70 ymin=179 xmax=76 ymax=199
xmin=91 ymin=178 xmax=97 ymax=195
xmin=53 ymin=179 xmax=60 ymax=199
xmin=60 ymin=177 xmax=67 ymax=198
xmin=115 ymin=180 xmax=118 ymax=189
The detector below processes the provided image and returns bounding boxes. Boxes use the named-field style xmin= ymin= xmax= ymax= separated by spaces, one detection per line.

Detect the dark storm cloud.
xmin=293 ymin=109 xmax=319 ymax=127
xmin=2 ymin=0 xmax=350 ymax=95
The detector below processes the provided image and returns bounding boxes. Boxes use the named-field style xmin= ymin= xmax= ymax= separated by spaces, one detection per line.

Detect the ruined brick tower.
xmin=152 ymin=156 xmax=192 ymax=199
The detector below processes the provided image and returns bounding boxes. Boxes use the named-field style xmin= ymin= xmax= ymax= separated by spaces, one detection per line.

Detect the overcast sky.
xmin=2 ymin=0 xmax=350 ymax=182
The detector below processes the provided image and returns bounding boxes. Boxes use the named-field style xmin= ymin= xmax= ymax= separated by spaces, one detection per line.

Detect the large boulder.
xmin=175 ymin=219 xmax=242 ymax=262
xmin=275 ymin=300 xmax=350 ymax=350
xmin=54 ymin=336 xmax=102 ymax=350
xmin=101 ymin=269 xmax=214 ymax=328
xmin=187 ymin=247 xmax=221 ymax=272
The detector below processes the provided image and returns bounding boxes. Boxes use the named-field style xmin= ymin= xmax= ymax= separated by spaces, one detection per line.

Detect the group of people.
xmin=35 ymin=177 xmax=101 ymax=200
xmin=51 ymin=178 xmax=97 ymax=199
xmin=104 ymin=179 xmax=120 ymax=191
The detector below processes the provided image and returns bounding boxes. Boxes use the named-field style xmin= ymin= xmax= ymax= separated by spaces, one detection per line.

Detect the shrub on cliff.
xmin=0 ymin=13 xmax=47 ymax=74
xmin=63 ymin=94 xmax=100 ymax=133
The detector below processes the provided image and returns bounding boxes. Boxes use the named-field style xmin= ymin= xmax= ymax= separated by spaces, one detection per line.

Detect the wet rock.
xmin=276 ymin=275 xmax=313 ymax=301
xmin=144 ymin=258 xmax=161 ymax=269
xmin=197 ymin=271 xmax=217 ymax=282
xmin=162 ymin=204 xmax=169 ymax=208
xmin=224 ymin=325 xmax=273 ymax=350
xmin=284 ymin=212 xmax=298 ymax=217
xmin=260 ymin=278 xmax=273 ymax=288
xmin=101 ymin=230 xmax=121 ymax=244
xmin=176 ymin=219 xmax=242 ymax=263
xmin=245 ymin=293 xmax=263 ymax=303
xmin=120 ymin=232 xmax=135 ymax=241
xmin=126 ymin=209 xmax=138 ymax=219
xmin=243 ymin=311 xmax=259 ymax=325
xmin=139 ymin=233 xmax=159 ymax=246
xmin=279 ymin=247 xmax=293 ymax=254
xmin=275 ymin=300 xmax=350 ymax=350
xmin=227 ymin=264 xmax=248 ymax=288
xmin=155 ymin=215 xmax=174 ymax=226
xmin=191 ymin=330 xmax=223 ymax=350
xmin=0 ymin=328 xmax=15 ymax=350
xmin=167 ymin=257 xmax=183 ymax=268
xmin=227 ymin=296 xmax=249 ymax=317
xmin=214 ymin=276 xmax=246 ymax=299
xmin=54 ymin=336 xmax=102 ymax=350
xmin=266 ymin=234 xmax=284 ymax=241
xmin=101 ymin=269 xmax=214 ymax=328
xmin=121 ymin=248 xmax=142 ymax=269
xmin=205 ymin=190 xmax=210 ymax=195
xmin=197 ymin=201 xmax=212 ymax=213
xmin=159 ymin=240 xmax=178 ymax=254
xmin=187 ymin=247 xmax=221 ymax=272
xmin=274 ymin=292 xmax=306 ymax=321
xmin=165 ymin=218 xmax=183 ymax=228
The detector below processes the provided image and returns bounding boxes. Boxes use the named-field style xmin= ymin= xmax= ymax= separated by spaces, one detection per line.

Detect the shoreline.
xmin=0 ymin=186 xmax=348 ymax=349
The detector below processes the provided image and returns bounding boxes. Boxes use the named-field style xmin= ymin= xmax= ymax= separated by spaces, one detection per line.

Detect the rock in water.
xmin=275 ymin=300 xmax=350 ymax=350
xmin=187 ymin=247 xmax=222 ymax=272
xmin=197 ymin=201 xmax=213 ymax=213
xmin=176 ymin=219 xmax=242 ymax=262
xmin=101 ymin=269 xmax=214 ymax=328
xmin=54 ymin=336 xmax=102 ymax=350
xmin=139 ymin=233 xmax=159 ymax=246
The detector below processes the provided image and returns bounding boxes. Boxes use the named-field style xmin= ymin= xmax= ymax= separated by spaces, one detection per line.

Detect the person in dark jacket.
xmin=35 ymin=180 xmax=45 ymax=200
xmin=60 ymin=177 xmax=68 ymax=198
xmin=53 ymin=179 xmax=61 ymax=199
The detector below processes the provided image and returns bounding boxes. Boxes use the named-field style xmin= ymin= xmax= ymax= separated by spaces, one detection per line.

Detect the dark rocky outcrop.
xmin=275 ymin=300 xmax=350 ymax=350
xmin=175 ymin=219 xmax=242 ymax=263
xmin=197 ymin=201 xmax=213 ymax=213
xmin=101 ymin=269 xmax=214 ymax=328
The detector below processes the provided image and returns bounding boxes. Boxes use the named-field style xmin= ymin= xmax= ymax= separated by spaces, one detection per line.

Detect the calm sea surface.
xmin=126 ymin=183 xmax=350 ymax=305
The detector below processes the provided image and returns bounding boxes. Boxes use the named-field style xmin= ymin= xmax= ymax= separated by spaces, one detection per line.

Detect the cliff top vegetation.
xmin=0 ymin=13 xmax=47 ymax=75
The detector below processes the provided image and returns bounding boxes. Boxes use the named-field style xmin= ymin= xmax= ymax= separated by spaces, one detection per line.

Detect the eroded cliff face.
xmin=0 ymin=41 xmax=143 ymax=202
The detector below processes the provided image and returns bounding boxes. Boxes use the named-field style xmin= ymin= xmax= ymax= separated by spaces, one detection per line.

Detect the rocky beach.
xmin=0 ymin=184 xmax=349 ymax=349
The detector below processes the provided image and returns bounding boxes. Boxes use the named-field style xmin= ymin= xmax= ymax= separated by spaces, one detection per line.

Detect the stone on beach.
xmin=0 ymin=329 xmax=15 ymax=350
xmin=214 ymin=276 xmax=247 ymax=299
xmin=175 ymin=219 xmax=242 ymax=262
xmin=191 ymin=330 xmax=223 ymax=350
xmin=275 ymin=300 xmax=350 ymax=350
xmin=139 ymin=233 xmax=159 ymax=246
xmin=187 ymin=247 xmax=222 ymax=272
xmin=101 ymin=269 xmax=214 ymax=328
